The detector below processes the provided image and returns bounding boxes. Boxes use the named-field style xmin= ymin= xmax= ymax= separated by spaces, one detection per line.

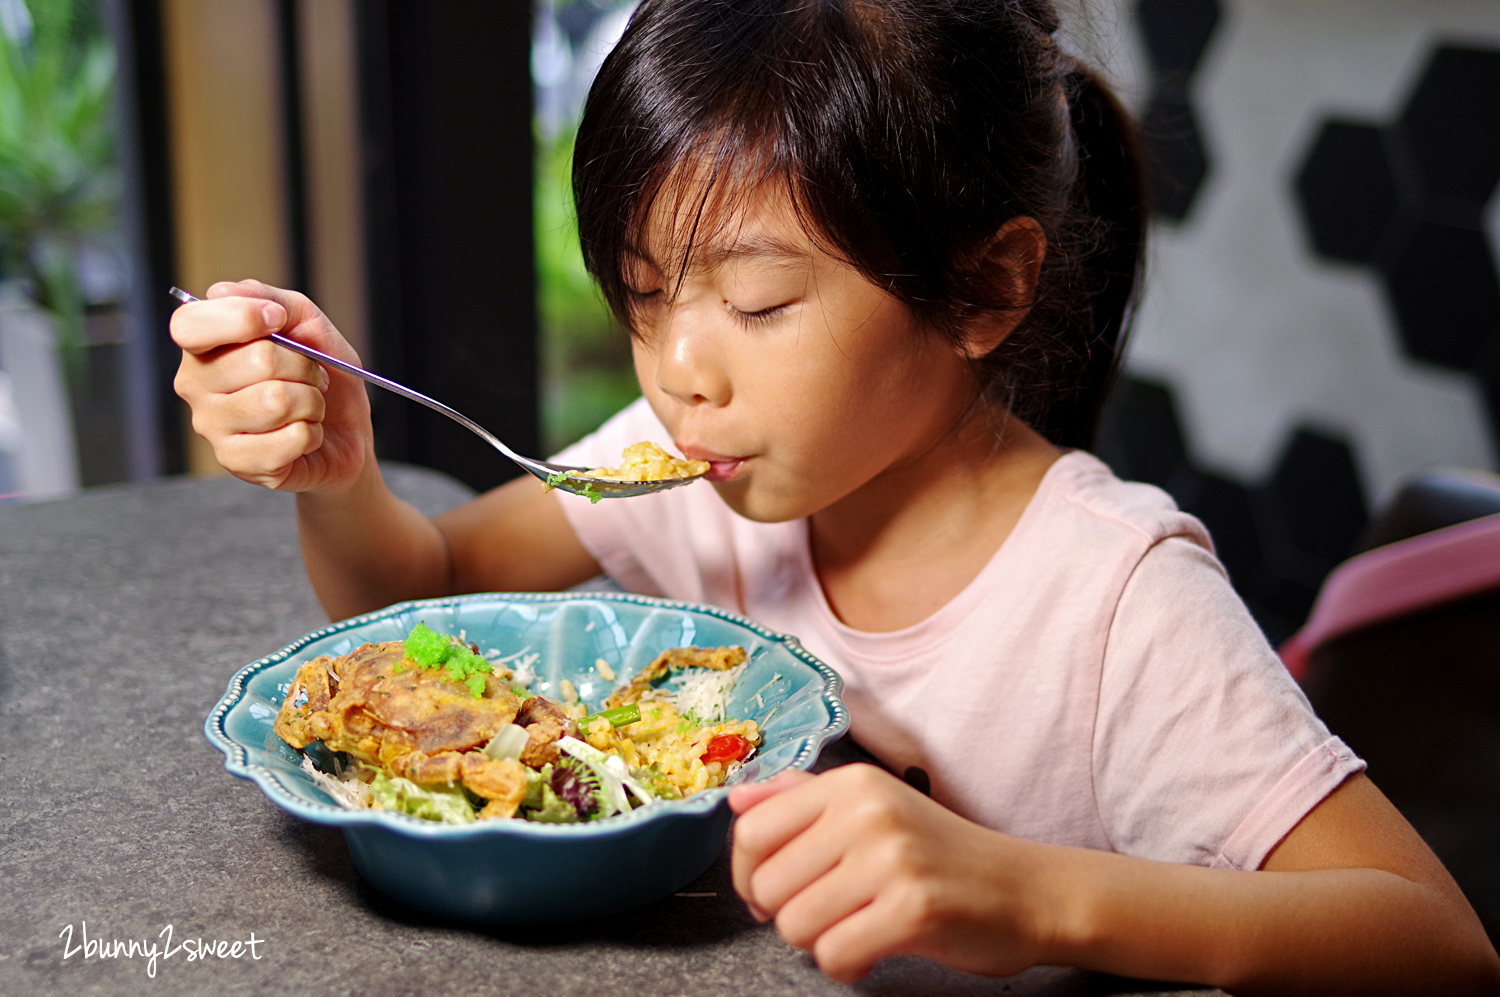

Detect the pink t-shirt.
xmin=555 ymin=399 xmax=1364 ymax=870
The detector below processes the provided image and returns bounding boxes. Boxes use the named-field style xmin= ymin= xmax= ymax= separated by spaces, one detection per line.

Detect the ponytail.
xmin=1040 ymin=65 xmax=1148 ymax=449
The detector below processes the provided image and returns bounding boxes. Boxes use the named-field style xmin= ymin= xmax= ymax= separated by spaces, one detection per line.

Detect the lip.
xmin=679 ymin=445 xmax=749 ymax=483
xmin=703 ymin=458 xmax=747 ymax=483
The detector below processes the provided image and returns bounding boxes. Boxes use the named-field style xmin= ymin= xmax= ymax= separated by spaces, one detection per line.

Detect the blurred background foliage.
xmin=534 ymin=0 xmax=639 ymax=455
xmin=0 ymin=0 xmax=119 ymax=381
xmin=536 ymin=120 xmax=638 ymax=455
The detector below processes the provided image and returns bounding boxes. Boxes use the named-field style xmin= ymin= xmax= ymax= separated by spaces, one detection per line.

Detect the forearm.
xmin=296 ymin=448 xmax=455 ymax=620
xmin=1039 ymin=843 xmax=1500 ymax=995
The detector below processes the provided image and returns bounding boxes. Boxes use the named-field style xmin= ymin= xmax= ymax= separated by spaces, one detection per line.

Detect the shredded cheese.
xmin=669 ymin=661 xmax=747 ymax=724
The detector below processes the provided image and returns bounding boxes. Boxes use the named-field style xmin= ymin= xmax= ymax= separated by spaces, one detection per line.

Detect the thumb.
xmin=206 ymin=279 xmax=360 ymax=366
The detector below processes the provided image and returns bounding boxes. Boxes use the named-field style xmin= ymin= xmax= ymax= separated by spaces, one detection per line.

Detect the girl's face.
xmin=627 ymin=184 xmax=981 ymax=524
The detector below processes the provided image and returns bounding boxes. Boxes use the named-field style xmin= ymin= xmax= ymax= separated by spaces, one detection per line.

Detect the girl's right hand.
xmin=171 ymin=279 xmax=372 ymax=494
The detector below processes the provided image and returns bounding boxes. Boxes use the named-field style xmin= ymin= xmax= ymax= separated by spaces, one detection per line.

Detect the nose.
xmin=650 ymin=306 xmax=732 ymax=408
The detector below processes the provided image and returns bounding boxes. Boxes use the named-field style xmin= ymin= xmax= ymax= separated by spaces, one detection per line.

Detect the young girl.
xmin=171 ymin=1 xmax=1497 ymax=992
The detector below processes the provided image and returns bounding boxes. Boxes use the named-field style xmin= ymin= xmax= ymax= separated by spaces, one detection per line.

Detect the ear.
xmin=957 ymin=216 xmax=1047 ymax=360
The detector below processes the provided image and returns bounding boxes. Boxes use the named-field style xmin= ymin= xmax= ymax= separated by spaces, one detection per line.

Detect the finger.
xmin=772 ymin=852 xmax=884 ymax=954
xmin=729 ymin=769 xmax=813 ymax=814
xmin=214 ymin=378 xmax=327 ymax=436
xmin=179 ymin=338 xmax=327 ymax=399
xmin=171 ymin=295 xmax=287 ymax=355
xmin=206 ymin=279 xmax=360 ymax=365
xmin=211 ymin=421 xmax=322 ymax=484
xmin=731 ymin=775 xmax=834 ymax=918
xmin=809 ymin=887 xmax=932 ymax=985
xmin=745 ymin=799 xmax=867 ymax=917
xmin=205 ymin=278 xmax=300 ymax=319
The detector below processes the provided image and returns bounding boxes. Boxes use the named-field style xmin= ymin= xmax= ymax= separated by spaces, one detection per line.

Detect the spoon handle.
xmin=167 ymin=287 xmax=522 ymax=465
xmin=263 ymin=332 xmax=521 ymax=463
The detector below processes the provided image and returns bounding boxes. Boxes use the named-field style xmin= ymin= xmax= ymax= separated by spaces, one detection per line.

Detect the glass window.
xmin=533 ymin=0 xmax=639 ymax=454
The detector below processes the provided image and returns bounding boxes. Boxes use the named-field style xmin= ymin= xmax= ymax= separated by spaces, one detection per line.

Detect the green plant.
xmin=535 ymin=121 xmax=639 ymax=453
xmin=0 ymin=0 xmax=118 ymax=380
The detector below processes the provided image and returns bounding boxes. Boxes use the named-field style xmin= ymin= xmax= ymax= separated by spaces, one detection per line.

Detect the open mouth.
xmin=703 ymin=458 xmax=747 ymax=483
xmin=679 ymin=446 xmax=748 ymax=483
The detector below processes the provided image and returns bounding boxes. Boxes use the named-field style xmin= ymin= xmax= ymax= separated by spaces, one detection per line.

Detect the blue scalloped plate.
xmin=205 ymin=590 xmax=848 ymax=923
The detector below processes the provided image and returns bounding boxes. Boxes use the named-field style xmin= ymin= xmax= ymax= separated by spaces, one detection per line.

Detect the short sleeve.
xmin=1092 ymin=537 xmax=1365 ymax=870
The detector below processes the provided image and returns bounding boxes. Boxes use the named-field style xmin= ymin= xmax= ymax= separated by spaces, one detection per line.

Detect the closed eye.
xmin=726 ymin=301 xmax=790 ymax=327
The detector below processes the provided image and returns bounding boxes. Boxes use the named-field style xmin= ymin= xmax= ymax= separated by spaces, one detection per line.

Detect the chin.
xmin=708 ymin=479 xmax=815 ymax=525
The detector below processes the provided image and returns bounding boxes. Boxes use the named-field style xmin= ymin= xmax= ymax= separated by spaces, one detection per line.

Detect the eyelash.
xmin=727 ymin=302 xmax=786 ymax=327
xmin=627 ymin=289 xmax=787 ymax=327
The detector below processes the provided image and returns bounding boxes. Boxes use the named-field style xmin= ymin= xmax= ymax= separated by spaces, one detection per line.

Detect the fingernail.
xmin=262 ymin=302 xmax=284 ymax=331
xmin=320 ymin=366 xmax=330 ymax=391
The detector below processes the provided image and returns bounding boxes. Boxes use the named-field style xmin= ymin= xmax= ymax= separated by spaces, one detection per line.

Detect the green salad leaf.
xmin=368 ymin=772 xmax=476 ymax=824
xmin=525 ymin=783 xmax=582 ymax=823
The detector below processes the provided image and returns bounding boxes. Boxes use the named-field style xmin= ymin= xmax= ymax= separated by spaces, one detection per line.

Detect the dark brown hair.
xmin=573 ymin=0 xmax=1147 ymax=448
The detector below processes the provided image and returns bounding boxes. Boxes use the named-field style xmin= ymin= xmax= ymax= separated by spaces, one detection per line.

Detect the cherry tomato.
xmin=701 ymin=733 xmax=752 ymax=764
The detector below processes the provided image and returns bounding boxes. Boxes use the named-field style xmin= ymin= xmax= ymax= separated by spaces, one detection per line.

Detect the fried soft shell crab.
xmin=274 ymin=640 xmax=575 ymax=819
xmin=274 ymin=627 xmax=760 ymax=823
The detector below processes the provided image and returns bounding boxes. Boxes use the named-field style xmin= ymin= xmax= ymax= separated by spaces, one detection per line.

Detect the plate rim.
xmin=204 ymin=589 xmax=849 ymax=840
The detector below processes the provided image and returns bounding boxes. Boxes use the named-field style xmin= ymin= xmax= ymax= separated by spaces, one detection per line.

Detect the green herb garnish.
xmin=581 ymin=482 xmax=602 ymax=504
xmin=545 ymin=470 xmax=569 ymax=489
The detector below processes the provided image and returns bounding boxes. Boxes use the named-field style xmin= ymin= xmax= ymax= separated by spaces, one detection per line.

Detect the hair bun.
xmin=1023 ymin=0 xmax=1062 ymax=36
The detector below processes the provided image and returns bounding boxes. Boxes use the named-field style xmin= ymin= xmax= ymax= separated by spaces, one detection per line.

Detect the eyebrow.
xmin=695 ymin=235 xmax=811 ymax=269
xmin=626 ymin=234 xmax=813 ymax=277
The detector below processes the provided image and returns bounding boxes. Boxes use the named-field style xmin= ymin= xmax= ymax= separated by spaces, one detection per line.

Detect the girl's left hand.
xmin=728 ymin=763 xmax=1058 ymax=983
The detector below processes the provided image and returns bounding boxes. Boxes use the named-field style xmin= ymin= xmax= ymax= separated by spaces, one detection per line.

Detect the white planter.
xmin=0 ymin=283 xmax=79 ymax=501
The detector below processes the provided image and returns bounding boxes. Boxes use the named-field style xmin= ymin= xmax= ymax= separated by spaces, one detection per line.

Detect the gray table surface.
xmin=0 ymin=466 xmax=1221 ymax=997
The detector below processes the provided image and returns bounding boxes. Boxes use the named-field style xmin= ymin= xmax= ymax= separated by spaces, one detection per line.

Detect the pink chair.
xmin=1280 ymin=511 xmax=1500 ymax=682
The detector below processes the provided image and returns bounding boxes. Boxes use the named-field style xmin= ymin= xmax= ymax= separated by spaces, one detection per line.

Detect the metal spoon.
xmin=168 ymin=288 xmax=703 ymax=499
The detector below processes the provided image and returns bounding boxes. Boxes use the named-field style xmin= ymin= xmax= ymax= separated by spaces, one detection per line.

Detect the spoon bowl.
xmin=169 ymin=288 xmax=704 ymax=499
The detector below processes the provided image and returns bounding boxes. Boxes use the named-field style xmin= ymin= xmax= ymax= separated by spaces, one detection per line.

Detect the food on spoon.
xmin=584 ymin=441 xmax=709 ymax=482
xmin=275 ymin=623 xmax=761 ymax=824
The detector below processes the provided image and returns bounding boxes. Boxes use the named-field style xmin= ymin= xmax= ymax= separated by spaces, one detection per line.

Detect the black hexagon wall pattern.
xmin=1293 ymin=43 xmax=1500 ymax=456
xmin=1135 ymin=0 xmax=1223 ymax=222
